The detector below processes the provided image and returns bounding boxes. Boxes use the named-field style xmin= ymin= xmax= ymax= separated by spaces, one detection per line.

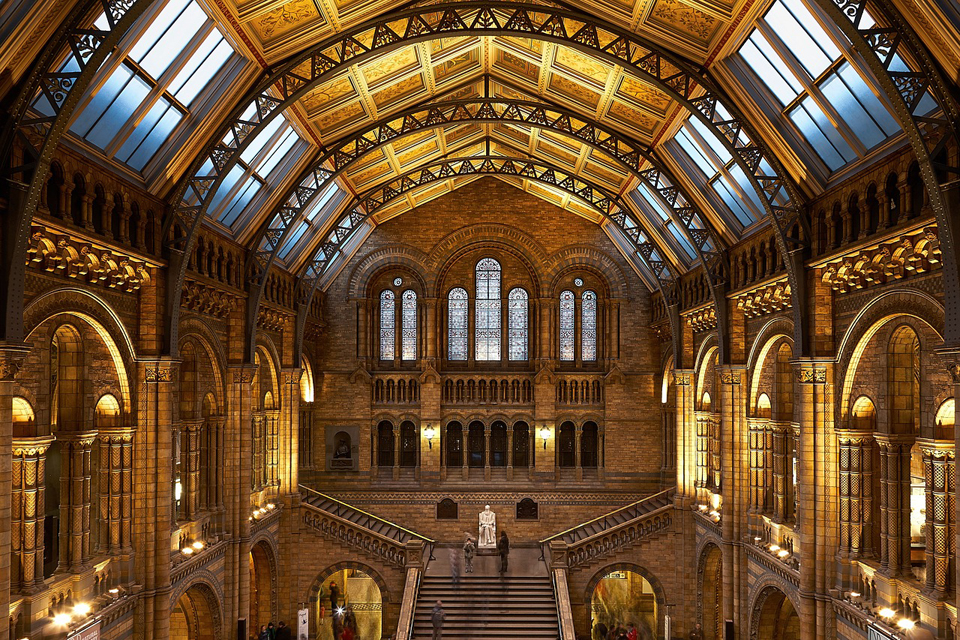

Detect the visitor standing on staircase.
xmin=463 ymin=534 xmax=476 ymax=573
xmin=449 ymin=547 xmax=461 ymax=586
xmin=498 ymin=530 xmax=510 ymax=574
xmin=431 ymin=600 xmax=445 ymax=640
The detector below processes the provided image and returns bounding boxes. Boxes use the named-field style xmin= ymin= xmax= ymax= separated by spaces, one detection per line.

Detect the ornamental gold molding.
xmin=735 ymin=280 xmax=792 ymax=319
xmin=145 ymin=366 xmax=174 ymax=383
xmin=820 ymin=226 xmax=940 ymax=293
xmin=719 ymin=371 xmax=741 ymax=384
xmin=181 ymin=279 xmax=242 ymax=319
xmin=12 ymin=435 xmax=56 ymax=456
xmin=796 ymin=368 xmax=826 ymax=384
xmin=27 ymin=224 xmax=151 ymax=292
xmin=673 ymin=372 xmax=691 ymax=386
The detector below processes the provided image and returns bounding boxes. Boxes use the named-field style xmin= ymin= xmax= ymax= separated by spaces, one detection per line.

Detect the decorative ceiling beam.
xmin=158 ymin=1 xmax=808 ymax=362
xmin=0 ymin=0 xmax=159 ymax=344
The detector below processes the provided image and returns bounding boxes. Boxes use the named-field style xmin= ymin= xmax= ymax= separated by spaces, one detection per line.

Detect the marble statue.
xmin=478 ymin=505 xmax=497 ymax=548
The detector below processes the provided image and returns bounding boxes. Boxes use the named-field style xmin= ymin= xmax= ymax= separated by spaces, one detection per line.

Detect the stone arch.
xmin=347 ymin=245 xmax=430 ymax=299
xmin=584 ymin=562 xmax=668 ymax=639
xmin=544 ymin=245 xmax=629 ymax=299
xmin=178 ymin=317 xmax=228 ymax=409
xmin=254 ymin=335 xmax=283 ymax=410
xmin=250 ymin=536 xmax=279 ymax=634
xmin=748 ymin=331 xmax=794 ymax=418
xmin=170 ymin=575 xmax=224 ymax=640
xmin=837 ymin=289 xmax=944 ymax=424
xmin=697 ymin=542 xmax=723 ymax=640
xmin=748 ymin=582 xmax=801 ymax=640
xmin=24 ymin=288 xmax=136 ymax=408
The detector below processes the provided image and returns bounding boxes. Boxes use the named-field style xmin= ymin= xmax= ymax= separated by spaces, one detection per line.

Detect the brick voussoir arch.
xmin=747 ymin=579 xmax=801 ymax=640
xmin=545 ymin=246 xmax=629 ymax=299
xmin=347 ymin=245 xmax=431 ymax=300
xmin=169 ymin=569 xmax=226 ymax=639
xmin=582 ymin=562 xmax=669 ymax=637
xmin=306 ymin=561 xmax=392 ymax=605
xmin=430 ymin=227 xmax=547 ymax=299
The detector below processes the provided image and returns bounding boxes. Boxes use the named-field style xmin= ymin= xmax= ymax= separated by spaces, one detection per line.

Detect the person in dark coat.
xmin=431 ymin=600 xmax=445 ymax=640
xmin=463 ymin=534 xmax=476 ymax=573
xmin=689 ymin=623 xmax=704 ymax=640
xmin=257 ymin=626 xmax=270 ymax=640
xmin=275 ymin=621 xmax=292 ymax=640
xmin=497 ymin=530 xmax=509 ymax=574
xmin=329 ymin=581 xmax=341 ymax=611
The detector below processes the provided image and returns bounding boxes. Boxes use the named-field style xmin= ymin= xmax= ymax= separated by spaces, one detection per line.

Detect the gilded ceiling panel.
xmin=350 ymin=163 xmax=395 ymax=188
xmin=547 ymin=73 xmax=601 ymax=110
xmin=249 ymin=0 xmax=322 ymax=41
xmin=434 ymin=50 xmax=480 ymax=84
xmin=553 ymin=46 xmax=611 ymax=86
xmin=494 ymin=124 xmax=530 ymax=147
xmin=535 ymin=140 xmax=580 ymax=168
xmin=372 ymin=74 xmax=426 ymax=109
xmin=606 ymin=101 xmax=659 ymax=134
xmin=432 ymin=36 xmax=476 ymax=53
xmin=495 ymin=50 xmax=541 ymax=83
xmin=617 ymin=77 xmax=672 ymax=113
xmin=444 ymin=123 xmax=483 ymax=146
xmin=499 ymin=36 xmax=543 ymax=55
xmin=302 ymin=75 xmax=356 ymax=114
xmin=362 ymin=47 xmax=420 ymax=88
xmin=646 ymin=0 xmax=722 ymax=44
xmin=314 ymin=100 xmax=367 ymax=134
xmin=396 ymin=140 xmax=441 ymax=166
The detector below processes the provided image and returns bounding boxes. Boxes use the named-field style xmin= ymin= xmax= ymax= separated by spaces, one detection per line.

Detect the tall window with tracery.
xmin=475 ymin=258 xmax=501 ymax=361
xmin=401 ymin=290 xmax=417 ymax=361
xmin=559 ymin=290 xmax=576 ymax=361
xmin=508 ymin=288 xmax=528 ymax=361
xmin=448 ymin=288 xmax=468 ymax=361
xmin=582 ymin=290 xmax=597 ymax=362
xmin=379 ymin=290 xmax=395 ymax=360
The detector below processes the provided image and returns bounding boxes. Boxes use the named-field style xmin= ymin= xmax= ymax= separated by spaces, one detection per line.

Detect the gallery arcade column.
xmin=836 ymin=431 xmax=873 ymax=590
xmin=135 ymin=360 xmax=177 ymax=640
xmin=59 ymin=431 xmax=97 ymax=571
xmin=225 ymin=364 xmax=256 ymax=638
xmin=876 ymin=434 xmax=913 ymax=577
xmin=918 ymin=439 xmax=954 ymax=597
xmin=718 ymin=366 xmax=746 ymax=632
xmin=673 ymin=370 xmax=696 ymax=504
xmin=11 ymin=435 xmax=54 ymax=592
xmin=96 ymin=427 xmax=135 ymax=559
xmin=279 ymin=368 xmax=301 ymax=494
xmin=0 ymin=343 xmax=29 ymax=640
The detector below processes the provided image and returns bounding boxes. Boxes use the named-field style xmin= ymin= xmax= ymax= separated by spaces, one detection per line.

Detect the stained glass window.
xmin=582 ymin=290 xmax=598 ymax=362
xmin=401 ymin=290 xmax=417 ymax=361
xmin=379 ymin=290 xmax=395 ymax=360
xmin=475 ymin=258 xmax=501 ymax=361
xmin=508 ymin=288 xmax=528 ymax=361
xmin=448 ymin=288 xmax=468 ymax=361
xmin=560 ymin=290 xmax=575 ymax=361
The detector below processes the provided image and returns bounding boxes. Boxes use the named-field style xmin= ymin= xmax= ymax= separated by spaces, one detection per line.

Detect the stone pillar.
xmin=461 ymin=423 xmax=469 ymax=481
xmin=180 ymin=419 xmax=202 ymax=521
xmin=763 ymin=423 xmax=775 ymax=514
xmin=837 ymin=431 xmax=872 ymax=589
xmin=393 ymin=423 xmax=401 ymax=481
xmin=772 ymin=423 xmax=789 ymax=523
xmin=747 ymin=417 xmax=765 ymax=518
xmin=695 ymin=411 xmax=709 ymax=505
xmin=266 ymin=408 xmax=280 ymax=492
xmin=12 ymin=436 xmax=55 ymax=593
xmin=574 ymin=424 xmax=583 ymax=481
xmin=674 ymin=371 xmax=696 ymax=502
xmin=280 ymin=369 xmax=301 ymax=495
xmin=718 ymin=367 xmax=746 ymax=632
xmin=876 ymin=434 xmax=913 ymax=576
xmin=918 ymin=440 xmax=954 ymax=597
xmin=59 ymin=431 xmax=97 ymax=571
xmin=506 ymin=425 xmax=514 ymax=481
xmin=425 ymin=298 xmax=438 ymax=363
xmin=484 ymin=425 xmax=491 ymax=481
xmin=96 ymin=428 xmax=135 ymax=556
xmin=251 ymin=411 xmax=265 ymax=491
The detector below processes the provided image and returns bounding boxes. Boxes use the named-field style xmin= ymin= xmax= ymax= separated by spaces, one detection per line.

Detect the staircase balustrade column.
xmin=12 ymin=436 xmax=55 ymax=592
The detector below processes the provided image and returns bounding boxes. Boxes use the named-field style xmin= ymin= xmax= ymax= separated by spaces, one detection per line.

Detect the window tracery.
xmin=560 ymin=290 xmax=576 ymax=361
xmin=401 ymin=290 xmax=417 ymax=361
xmin=448 ymin=288 xmax=468 ymax=361
xmin=379 ymin=290 xmax=395 ymax=361
xmin=475 ymin=258 xmax=501 ymax=361
xmin=582 ymin=290 xmax=598 ymax=362
xmin=508 ymin=288 xmax=528 ymax=361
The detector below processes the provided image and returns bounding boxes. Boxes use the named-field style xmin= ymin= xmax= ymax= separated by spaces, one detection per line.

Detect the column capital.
xmin=0 ymin=341 xmax=30 ymax=380
xmin=229 ymin=363 xmax=258 ymax=384
xmin=835 ymin=430 xmax=874 ymax=445
xmin=672 ymin=369 xmax=694 ymax=386
xmin=915 ymin=438 xmax=955 ymax=458
xmin=873 ymin=433 xmax=916 ymax=448
xmin=12 ymin=434 xmax=56 ymax=455
xmin=96 ymin=426 xmax=136 ymax=443
xmin=281 ymin=367 xmax=303 ymax=385
xmin=141 ymin=357 xmax=179 ymax=383
xmin=57 ymin=430 xmax=99 ymax=447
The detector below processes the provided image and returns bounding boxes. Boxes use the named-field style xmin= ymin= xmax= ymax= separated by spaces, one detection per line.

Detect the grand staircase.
xmin=300 ymin=485 xmax=429 ymax=544
xmin=412 ymin=564 xmax=560 ymax=639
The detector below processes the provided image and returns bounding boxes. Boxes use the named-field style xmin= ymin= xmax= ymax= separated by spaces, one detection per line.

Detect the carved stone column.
xmin=484 ymin=425 xmax=492 ymax=481
xmin=461 ymin=423 xmax=469 ymax=481
xmin=695 ymin=411 xmax=709 ymax=505
xmin=772 ymin=422 xmax=789 ymax=523
xmin=918 ymin=440 xmax=954 ymax=596
xmin=837 ymin=431 xmax=873 ymax=588
xmin=12 ymin=436 xmax=55 ymax=592
xmin=96 ymin=428 xmax=135 ymax=556
xmin=574 ymin=424 xmax=583 ymax=481
xmin=265 ymin=408 xmax=280 ymax=491
xmin=59 ymin=431 xmax=97 ymax=571
xmin=179 ymin=420 xmax=202 ymax=521
xmin=393 ymin=423 xmax=401 ymax=481
xmin=748 ymin=417 xmax=765 ymax=516
xmin=876 ymin=434 xmax=913 ymax=576
xmin=252 ymin=412 xmax=265 ymax=491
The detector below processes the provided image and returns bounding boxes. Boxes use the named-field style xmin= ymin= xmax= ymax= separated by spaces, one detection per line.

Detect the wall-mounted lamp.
xmin=424 ymin=425 xmax=436 ymax=449
xmin=540 ymin=425 xmax=550 ymax=450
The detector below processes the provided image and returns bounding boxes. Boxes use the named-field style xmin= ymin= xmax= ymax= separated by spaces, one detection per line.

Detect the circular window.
xmin=574 ymin=277 xmax=584 ymax=287
xmin=393 ymin=277 xmax=403 ymax=286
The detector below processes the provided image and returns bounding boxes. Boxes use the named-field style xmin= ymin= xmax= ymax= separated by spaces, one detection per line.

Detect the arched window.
xmin=448 ymin=288 xmax=468 ymax=361
xmin=401 ymin=290 xmax=417 ymax=361
xmin=582 ymin=290 xmax=597 ymax=361
xmin=508 ymin=288 xmax=528 ymax=361
xmin=379 ymin=290 xmax=395 ymax=360
xmin=559 ymin=290 xmax=576 ymax=361
xmin=475 ymin=258 xmax=501 ymax=361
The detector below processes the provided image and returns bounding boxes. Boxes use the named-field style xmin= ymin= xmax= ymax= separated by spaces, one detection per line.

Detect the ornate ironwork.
xmin=289 ymin=155 xmax=681 ymax=358
xmin=0 ymin=0 xmax=157 ymax=343
xmin=162 ymin=1 xmax=806 ymax=357
xmin=810 ymin=0 xmax=960 ymax=345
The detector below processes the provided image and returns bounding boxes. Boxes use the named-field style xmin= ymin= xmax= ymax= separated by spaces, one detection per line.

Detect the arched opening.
xmin=699 ymin=545 xmax=723 ymax=640
xmin=445 ymin=422 xmax=463 ymax=468
xmin=399 ymin=421 xmax=418 ymax=467
xmin=300 ymin=355 xmax=315 ymax=403
xmin=558 ymin=421 xmax=575 ymax=468
xmin=753 ymin=587 xmax=800 ymax=640
xmin=581 ymin=422 xmax=599 ymax=468
xmin=12 ymin=397 xmax=35 ymax=433
xmin=171 ymin=584 xmax=219 ymax=640
xmin=936 ymin=398 xmax=955 ymax=428
xmin=95 ymin=393 xmax=121 ymax=427
xmin=590 ymin=569 xmax=658 ymax=640
xmin=333 ymin=431 xmax=352 ymax=461
xmin=756 ymin=394 xmax=771 ymax=419
xmin=377 ymin=422 xmax=394 ymax=467
xmin=701 ymin=392 xmax=712 ymax=412
xmin=249 ymin=542 xmax=275 ymax=638
xmin=468 ymin=421 xmax=485 ymax=467
xmin=512 ymin=421 xmax=529 ymax=468
xmin=490 ymin=421 xmax=507 ymax=467
xmin=315 ymin=568 xmax=382 ymax=640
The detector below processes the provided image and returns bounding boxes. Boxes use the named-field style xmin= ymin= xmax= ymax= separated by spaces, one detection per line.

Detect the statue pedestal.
xmin=476 ymin=547 xmax=499 ymax=556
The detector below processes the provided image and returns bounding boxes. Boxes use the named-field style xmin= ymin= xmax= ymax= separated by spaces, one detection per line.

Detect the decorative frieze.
xmin=819 ymin=226 xmax=941 ymax=293
xmin=734 ymin=280 xmax=792 ymax=319
xmin=181 ymin=279 xmax=241 ymax=319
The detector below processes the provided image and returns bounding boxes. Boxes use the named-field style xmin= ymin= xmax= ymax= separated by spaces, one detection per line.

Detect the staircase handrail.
xmin=299 ymin=485 xmax=435 ymax=543
xmin=551 ymin=566 xmax=577 ymax=640
xmin=394 ymin=565 xmax=424 ymax=640
xmin=538 ymin=488 xmax=674 ymax=544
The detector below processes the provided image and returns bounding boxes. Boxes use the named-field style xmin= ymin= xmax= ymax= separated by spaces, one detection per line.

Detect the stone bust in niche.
xmin=331 ymin=432 xmax=353 ymax=468
xmin=333 ymin=438 xmax=351 ymax=459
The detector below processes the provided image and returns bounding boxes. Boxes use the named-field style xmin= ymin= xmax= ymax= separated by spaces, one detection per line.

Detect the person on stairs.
xmin=463 ymin=534 xmax=476 ymax=574
xmin=431 ymin=600 xmax=445 ymax=640
xmin=449 ymin=547 xmax=461 ymax=586
xmin=497 ymin=530 xmax=510 ymax=575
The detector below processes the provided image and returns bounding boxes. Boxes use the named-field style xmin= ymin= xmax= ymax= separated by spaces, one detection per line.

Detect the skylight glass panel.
xmin=114 ymin=98 xmax=183 ymax=170
xmin=219 ymin=177 xmax=262 ymax=227
xmin=820 ymin=64 xmax=900 ymax=147
xmin=637 ymin=183 xmax=671 ymax=222
xmin=240 ymin=116 xmax=285 ymax=165
xmin=765 ymin=0 xmax=838 ymax=78
xmin=688 ymin=117 xmax=731 ymax=164
xmin=676 ymin=127 xmax=713 ymax=176
xmin=668 ymin=224 xmax=696 ymax=259
xmin=169 ymin=32 xmax=233 ymax=106
xmin=259 ymin=127 xmax=300 ymax=176
xmin=132 ymin=0 xmax=205 ymax=78
xmin=788 ymin=98 xmax=855 ymax=170
xmin=712 ymin=176 xmax=756 ymax=228
xmin=306 ymin=184 xmax=339 ymax=221
xmin=740 ymin=33 xmax=802 ymax=105
xmin=279 ymin=221 xmax=309 ymax=260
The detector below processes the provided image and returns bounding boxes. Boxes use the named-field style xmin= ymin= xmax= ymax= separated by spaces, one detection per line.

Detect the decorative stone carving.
xmin=478 ymin=505 xmax=497 ymax=548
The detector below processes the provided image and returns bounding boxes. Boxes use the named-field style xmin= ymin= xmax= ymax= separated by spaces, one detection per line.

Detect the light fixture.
xmin=754 ymin=536 xmax=762 ymax=542
xmin=710 ymin=493 xmax=722 ymax=510
xmin=878 ymin=607 xmax=895 ymax=619
xmin=849 ymin=592 xmax=860 ymax=599
xmin=53 ymin=613 xmax=71 ymax=626
xmin=182 ymin=547 xmax=194 ymax=556
xmin=769 ymin=545 xmax=780 ymax=553
xmin=192 ymin=541 xmax=204 ymax=550
xmin=74 ymin=603 xmax=91 ymax=616
xmin=897 ymin=619 xmax=915 ymax=630
xmin=266 ymin=503 xmax=275 ymax=510
xmin=109 ymin=588 xmax=119 ymax=595
xmin=777 ymin=550 xmax=789 ymax=559
xmin=424 ymin=425 xmax=436 ymax=449
xmin=336 ymin=607 xmax=345 ymax=617
xmin=540 ymin=425 xmax=550 ymax=449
